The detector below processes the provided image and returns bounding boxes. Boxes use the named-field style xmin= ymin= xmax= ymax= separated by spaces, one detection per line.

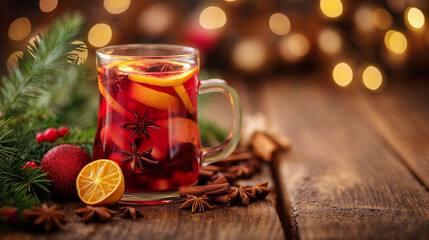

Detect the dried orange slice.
xmin=117 ymin=61 xmax=198 ymax=87
xmin=126 ymin=81 xmax=181 ymax=114
xmin=76 ymin=159 xmax=125 ymax=206
xmin=98 ymin=78 xmax=133 ymax=119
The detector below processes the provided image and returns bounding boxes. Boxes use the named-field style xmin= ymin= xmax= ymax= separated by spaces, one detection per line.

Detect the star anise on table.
xmin=121 ymin=110 xmax=161 ymax=139
xmin=228 ymin=163 xmax=255 ymax=179
xmin=24 ymin=204 xmax=67 ymax=231
xmin=147 ymin=62 xmax=183 ymax=72
xmin=74 ymin=206 xmax=118 ymax=223
xmin=179 ymin=195 xmax=214 ymax=213
xmin=101 ymin=71 xmax=127 ymax=94
xmin=231 ymin=185 xmax=256 ymax=206
xmin=118 ymin=206 xmax=144 ymax=220
xmin=254 ymin=182 xmax=271 ymax=199
xmin=121 ymin=141 xmax=157 ymax=173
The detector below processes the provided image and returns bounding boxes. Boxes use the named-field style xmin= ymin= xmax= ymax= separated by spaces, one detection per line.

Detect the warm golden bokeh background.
xmin=1 ymin=0 xmax=428 ymax=91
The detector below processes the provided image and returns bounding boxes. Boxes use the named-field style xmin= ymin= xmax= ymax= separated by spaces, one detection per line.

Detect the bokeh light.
xmin=232 ymin=39 xmax=267 ymax=73
xmin=88 ymin=23 xmax=112 ymax=47
xmin=103 ymin=0 xmax=131 ymax=15
xmin=384 ymin=30 xmax=407 ymax=54
xmin=288 ymin=34 xmax=310 ymax=57
xmin=269 ymin=13 xmax=291 ymax=36
xmin=362 ymin=66 xmax=382 ymax=90
xmin=138 ymin=3 xmax=173 ymax=37
xmin=318 ymin=28 xmax=342 ymax=54
xmin=199 ymin=6 xmax=227 ymax=30
xmin=8 ymin=17 xmax=31 ymax=41
xmin=333 ymin=62 xmax=353 ymax=87
xmin=355 ymin=6 xmax=375 ymax=32
xmin=39 ymin=0 xmax=58 ymax=13
xmin=279 ymin=34 xmax=310 ymax=62
xmin=7 ymin=51 xmax=23 ymax=71
xmin=405 ymin=7 xmax=425 ymax=30
xmin=67 ymin=41 xmax=88 ymax=65
xmin=374 ymin=9 xmax=392 ymax=30
xmin=320 ymin=0 xmax=343 ymax=18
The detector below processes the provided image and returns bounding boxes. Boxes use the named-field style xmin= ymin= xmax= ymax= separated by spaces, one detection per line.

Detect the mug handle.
xmin=198 ymin=79 xmax=242 ymax=166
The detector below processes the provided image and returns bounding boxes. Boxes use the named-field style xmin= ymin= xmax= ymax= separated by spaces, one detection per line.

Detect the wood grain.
xmin=2 ymin=165 xmax=284 ymax=240
xmin=259 ymin=79 xmax=429 ymax=240
xmin=351 ymin=84 xmax=429 ymax=189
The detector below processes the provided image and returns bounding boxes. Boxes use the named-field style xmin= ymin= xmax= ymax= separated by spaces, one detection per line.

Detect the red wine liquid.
xmin=93 ymin=61 xmax=200 ymax=192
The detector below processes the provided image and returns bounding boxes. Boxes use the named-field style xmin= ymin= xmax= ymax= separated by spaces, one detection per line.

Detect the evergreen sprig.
xmin=0 ymin=12 xmax=85 ymax=119
xmin=0 ymin=119 xmax=17 ymax=159
xmin=0 ymin=158 xmax=50 ymax=205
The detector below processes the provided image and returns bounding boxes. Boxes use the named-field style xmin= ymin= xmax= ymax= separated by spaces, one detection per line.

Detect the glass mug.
xmin=94 ymin=44 xmax=241 ymax=204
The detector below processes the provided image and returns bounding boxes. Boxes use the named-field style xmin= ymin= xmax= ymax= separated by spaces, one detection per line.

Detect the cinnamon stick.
xmin=250 ymin=131 xmax=279 ymax=162
xmin=211 ymin=194 xmax=231 ymax=207
xmin=201 ymin=165 xmax=223 ymax=172
xmin=219 ymin=152 xmax=255 ymax=163
xmin=208 ymin=172 xmax=229 ymax=185
xmin=198 ymin=169 xmax=215 ymax=179
xmin=179 ymin=183 xmax=230 ymax=197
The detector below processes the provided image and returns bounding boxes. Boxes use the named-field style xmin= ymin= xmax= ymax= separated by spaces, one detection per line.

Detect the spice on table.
xmin=118 ymin=206 xmax=144 ymax=220
xmin=250 ymin=131 xmax=279 ymax=162
xmin=198 ymin=169 xmax=216 ymax=179
xmin=208 ymin=172 xmax=229 ymax=185
xmin=211 ymin=194 xmax=231 ymax=207
xmin=179 ymin=195 xmax=214 ymax=213
xmin=201 ymin=165 xmax=223 ymax=172
xmin=74 ymin=206 xmax=118 ymax=223
xmin=254 ymin=182 xmax=271 ymax=199
xmin=179 ymin=183 xmax=230 ymax=197
xmin=231 ymin=185 xmax=256 ymax=206
xmin=228 ymin=163 xmax=255 ymax=178
xmin=217 ymin=152 xmax=256 ymax=164
xmin=24 ymin=204 xmax=67 ymax=232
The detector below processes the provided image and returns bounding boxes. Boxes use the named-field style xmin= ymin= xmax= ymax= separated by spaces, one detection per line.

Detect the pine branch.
xmin=0 ymin=158 xmax=50 ymax=205
xmin=0 ymin=12 xmax=85 ymax=119
xmin=0 ymin=119 xmax=17 ymax=159
xmin=199 ymin=119 xmax=227 ymax=146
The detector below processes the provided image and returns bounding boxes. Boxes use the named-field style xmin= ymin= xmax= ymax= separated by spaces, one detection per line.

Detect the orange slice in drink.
xmin=98 ymin=78 xmax=133 ymax=119
xmin=76 ymin=159 xmax=125 ymax=206
xmin=117 ymin=61 xmax=198 ymax=87
xmin=126 ymin=81 xmax=182 ymax=114
xmin=173 ymin=84 xmax=196 ymax=114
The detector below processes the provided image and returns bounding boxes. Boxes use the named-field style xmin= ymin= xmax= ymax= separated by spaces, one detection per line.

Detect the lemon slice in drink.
xmin=76 ymin=159 xmax=125 ymax=206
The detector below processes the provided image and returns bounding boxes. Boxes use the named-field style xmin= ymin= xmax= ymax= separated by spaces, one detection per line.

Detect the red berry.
xmin=44 ymin=128 xmax=59 ymax=142
xmin=23 ymin=161 xmax=38 ymax=169
xmin=0 ymin=207 xmax=17 ymax=224
xmin=58 ymin=126 xmax=70 ymax=137
xmin=36 ymin=132 xmax=45 ymax=143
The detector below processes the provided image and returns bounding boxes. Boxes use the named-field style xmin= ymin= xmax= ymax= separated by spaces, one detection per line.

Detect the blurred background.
xmin=1 ymin=0 xmax=428 ymax=91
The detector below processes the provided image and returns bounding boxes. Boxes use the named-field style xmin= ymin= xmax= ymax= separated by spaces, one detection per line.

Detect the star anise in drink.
xmin=100 ymin=70 xmax=127 ymax=94
xmin=24 ymin=204 xmax=67 ymax=231
xmin=75 ymin=206 xmax=118 ymax=223
xmin=230 ymin=185 xmax=256 ymax=206
xmin=146 ymin=62 xmax=184 ymax=72
xmin=120 ymin=110 xmax=160 ymax=139
xmin=179 ymin=195 xmax=214 ymax=213
xmin=121 ymin=141 xmax=158 ymax=173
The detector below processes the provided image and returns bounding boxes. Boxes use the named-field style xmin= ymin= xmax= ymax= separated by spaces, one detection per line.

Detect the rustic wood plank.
xmin=259 ymin=79 xmax=429 ymax=240
xmin=2 ymin=165 xmax=284 ymax=240
xmin=351 ymin=84 xmax=429 ymax=189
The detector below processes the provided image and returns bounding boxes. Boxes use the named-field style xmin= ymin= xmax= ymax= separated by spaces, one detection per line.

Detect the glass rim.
xmin=96 ymin=44 xmax=200 ymax=60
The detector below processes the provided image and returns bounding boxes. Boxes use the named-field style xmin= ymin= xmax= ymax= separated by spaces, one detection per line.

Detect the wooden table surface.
xmin=3 ymin=78 xmax=429 ymax=240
